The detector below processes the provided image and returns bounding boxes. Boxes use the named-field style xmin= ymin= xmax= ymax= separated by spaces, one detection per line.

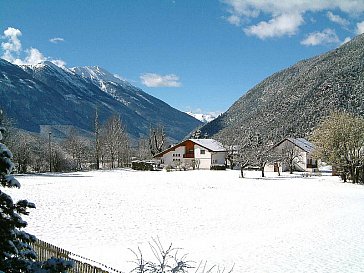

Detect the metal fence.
xmin=31 ymin=238 xmax=124 ymax=273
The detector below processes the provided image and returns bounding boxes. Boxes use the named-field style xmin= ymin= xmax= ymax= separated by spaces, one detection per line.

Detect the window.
xmin=200 ymin=150 xmax=205 ymax=154
xmin=306 ymin=158 xmax=317 ymax=168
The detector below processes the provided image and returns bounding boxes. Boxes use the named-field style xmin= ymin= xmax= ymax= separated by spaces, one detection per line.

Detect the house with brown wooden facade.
xmin=154 ymin=139 xmax=227 ymax=169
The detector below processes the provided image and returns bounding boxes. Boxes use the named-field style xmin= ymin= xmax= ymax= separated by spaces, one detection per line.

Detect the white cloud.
xmin=227 ymin=15 xmax=242 ymax=26
xmin=1 ymin=27 xmax=22 ymax=62
xmin=356 ymin=21 xmax=364 ymax=34
xmin=244 ymin=13 xmax=303 ymax=39
xmin=222 ymin=0 xmax=364 ymax=39
xmin=327 ymin=11 xmax=349 ymax=27
xmin=301 ymin=28 xmax=340 ymax=46
xmin=342 ymin=36 xmax=351 ymax=45
xmin=1 ymin=27 xmax=66 ymax=67
xmin=24 ymin=48 xmax=47 ymax=65
xmin=223 ymin=0 xmax=364 ymax=18
xmin=49 ymin=37 xmax=64 ymax=44
xmin=51 ymin=59 xmax=67 ymax=68
xmin=140 ymin=73 xmax=181 ymax=87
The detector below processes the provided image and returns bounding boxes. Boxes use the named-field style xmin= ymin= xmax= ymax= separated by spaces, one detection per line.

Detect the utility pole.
xmin=94 ymin=108 xmax=100 ymax=170
xmin=48 ymin=132 xmax=52 ymax=172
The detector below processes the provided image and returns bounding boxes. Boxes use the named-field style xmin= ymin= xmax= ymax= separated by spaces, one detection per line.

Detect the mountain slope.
xmin=200 ymin=34 xmax=364 ymax=143
xmin=0 ymin=60 xmax=201 ymax=141
xmin=71 ymin=66 xmax=202 ymax=140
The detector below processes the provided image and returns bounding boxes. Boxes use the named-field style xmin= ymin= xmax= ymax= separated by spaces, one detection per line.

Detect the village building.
xmin=265 ymin=138 xmax=318 ymax=173
xmin=154 ymin=139 xmax=227 ymax=169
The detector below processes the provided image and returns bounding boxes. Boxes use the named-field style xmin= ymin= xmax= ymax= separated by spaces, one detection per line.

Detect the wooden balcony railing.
xmin=183 ymin=153 xmax=194 ymax=158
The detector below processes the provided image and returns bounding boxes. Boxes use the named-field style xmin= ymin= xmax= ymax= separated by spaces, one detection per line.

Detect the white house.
xmin=265 ymin=138 xmax=318 ymax=173
xmin=154 ymin=139 xmax=227 ymax=169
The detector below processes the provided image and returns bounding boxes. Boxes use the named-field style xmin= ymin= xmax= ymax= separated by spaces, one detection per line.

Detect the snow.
xmin=8 ymin=170 xmax=364 ymax=272
xmin=190 ymin=139 xmax=226 ymax=152
xmin=286 ymin=138 xmax=315 ymax=153
xmin=71 ymin=66 xmax=131 ymax=89
xmin=186 ymin=112 xmax=217 ymax=123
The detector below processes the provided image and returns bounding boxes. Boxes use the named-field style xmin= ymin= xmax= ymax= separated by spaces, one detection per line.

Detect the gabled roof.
xmin=274 ymin=137 xmax=315 ymax=153
xmin=153 ymin=138 xmax=226 ymax=158
xmin=289 ymin=138 xmax=315 ymax=153
xmin=190 ymin=139 xmax=226 ymax=152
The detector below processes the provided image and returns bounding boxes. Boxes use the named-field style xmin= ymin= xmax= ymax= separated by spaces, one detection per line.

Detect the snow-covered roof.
xmin=153 ymin=138 xmax=226 ymax=158
xmin=190 ymin=138 xmax=226 ymax=152
xmin=286 ymin=138 xmax=315 ymax=153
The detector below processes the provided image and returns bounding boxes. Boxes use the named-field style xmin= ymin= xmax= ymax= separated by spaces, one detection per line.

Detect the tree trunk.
xmin=240 ymin=167 xmax=244 ymax=178
xmin=228 ymin=158 xmax=234 ymax=170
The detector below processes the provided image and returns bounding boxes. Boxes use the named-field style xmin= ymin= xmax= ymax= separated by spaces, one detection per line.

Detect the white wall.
xmin=194 ymin=144 xmax=212 ymax=169
xmin=162 ymin=146 xmax=185 ymax=166
xmin=265 ymin=139 xmax=310 ymax=172
xmin=161 ymin=143 xmax=226 ymax=170
xmin=211 ymin=152 xmax=226 ymax=165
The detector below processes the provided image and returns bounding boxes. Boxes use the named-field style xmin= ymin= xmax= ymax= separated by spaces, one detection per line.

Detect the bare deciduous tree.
xmin=280 ymin=141 xmax=303 ymax=174
xmin=101 ymin=115 xmax=129 ymax=168
xmin=94 ymin=108 xmax=101 ymax=170
xmin=63 ymin=128 xmax=91 ymax=171
xmin=137 ymin=137 xmax=152 ymax=160
xmin=149 ymin=125 xmax=166 ymax=157
xmin=10 ymin=131 xmax=34 ymax=173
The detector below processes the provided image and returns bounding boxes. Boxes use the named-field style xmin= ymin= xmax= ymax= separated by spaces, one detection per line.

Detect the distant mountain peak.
xmin=186 ymin=111 xmax=217 ymax=123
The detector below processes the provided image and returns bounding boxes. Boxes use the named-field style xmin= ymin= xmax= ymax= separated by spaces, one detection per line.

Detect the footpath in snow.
xmin=9 ymin=170 xmax=364 ymax=272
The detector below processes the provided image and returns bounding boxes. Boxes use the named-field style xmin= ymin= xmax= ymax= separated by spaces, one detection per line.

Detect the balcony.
xmin=183 ymin=153 xmax=194 ymax=158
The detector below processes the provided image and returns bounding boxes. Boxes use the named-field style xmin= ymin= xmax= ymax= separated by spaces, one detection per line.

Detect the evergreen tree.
xmin=0 ymin=113 xmax=73 ymax=272
xmin=0 ymin=126 xmax=37 ymax=272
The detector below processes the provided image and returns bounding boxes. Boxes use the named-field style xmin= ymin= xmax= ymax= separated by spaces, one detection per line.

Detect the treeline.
xmin=0 ymin=110 xmax=167 ymax=174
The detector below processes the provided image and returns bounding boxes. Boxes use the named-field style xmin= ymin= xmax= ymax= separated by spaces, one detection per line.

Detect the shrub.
xmin=165 ymin=165 xmax=174 ymax=172
xmin=132 ymin=160 xmax=155 ymax=171
xmin=129 ymin=238 xmax=233 ymax=273
xmin=210 ymin=165 xmax=226 ymax=170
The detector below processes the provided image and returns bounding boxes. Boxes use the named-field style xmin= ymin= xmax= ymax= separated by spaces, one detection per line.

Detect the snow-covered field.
xmin=9 ymin=170 xmax=364 ymax=272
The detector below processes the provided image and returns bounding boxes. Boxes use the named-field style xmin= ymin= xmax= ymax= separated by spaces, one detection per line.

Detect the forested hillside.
xmin=200 ymin=34 xmax=364 ymax=144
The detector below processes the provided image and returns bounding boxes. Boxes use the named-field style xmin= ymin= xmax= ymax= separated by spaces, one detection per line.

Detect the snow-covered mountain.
xmin=186 ymin=112 xmax=217 ymax=123
xmin=0 ymin=59 xmax=202 ymax=141
xmin=71 ymin=66 xmax=131 ymax=90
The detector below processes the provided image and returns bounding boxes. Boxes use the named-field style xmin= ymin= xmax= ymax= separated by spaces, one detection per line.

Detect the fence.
xmin=31 ymin=238 xmax=124 ymax=273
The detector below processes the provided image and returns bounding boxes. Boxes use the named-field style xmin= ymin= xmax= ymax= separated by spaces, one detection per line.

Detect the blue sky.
xmin=1 ymin=1 xmax=364 ymax=116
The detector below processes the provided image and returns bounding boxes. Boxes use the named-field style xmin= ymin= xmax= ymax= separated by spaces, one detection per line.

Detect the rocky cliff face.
xmin=0 ymin=60 xmax=201 ymax=141
xmin=200 ymin=34 xmax=364 ymax=143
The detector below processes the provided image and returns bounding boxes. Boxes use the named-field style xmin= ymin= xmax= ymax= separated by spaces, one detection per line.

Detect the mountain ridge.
xmin=0 ymin=59 xmax=202 ymax=141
